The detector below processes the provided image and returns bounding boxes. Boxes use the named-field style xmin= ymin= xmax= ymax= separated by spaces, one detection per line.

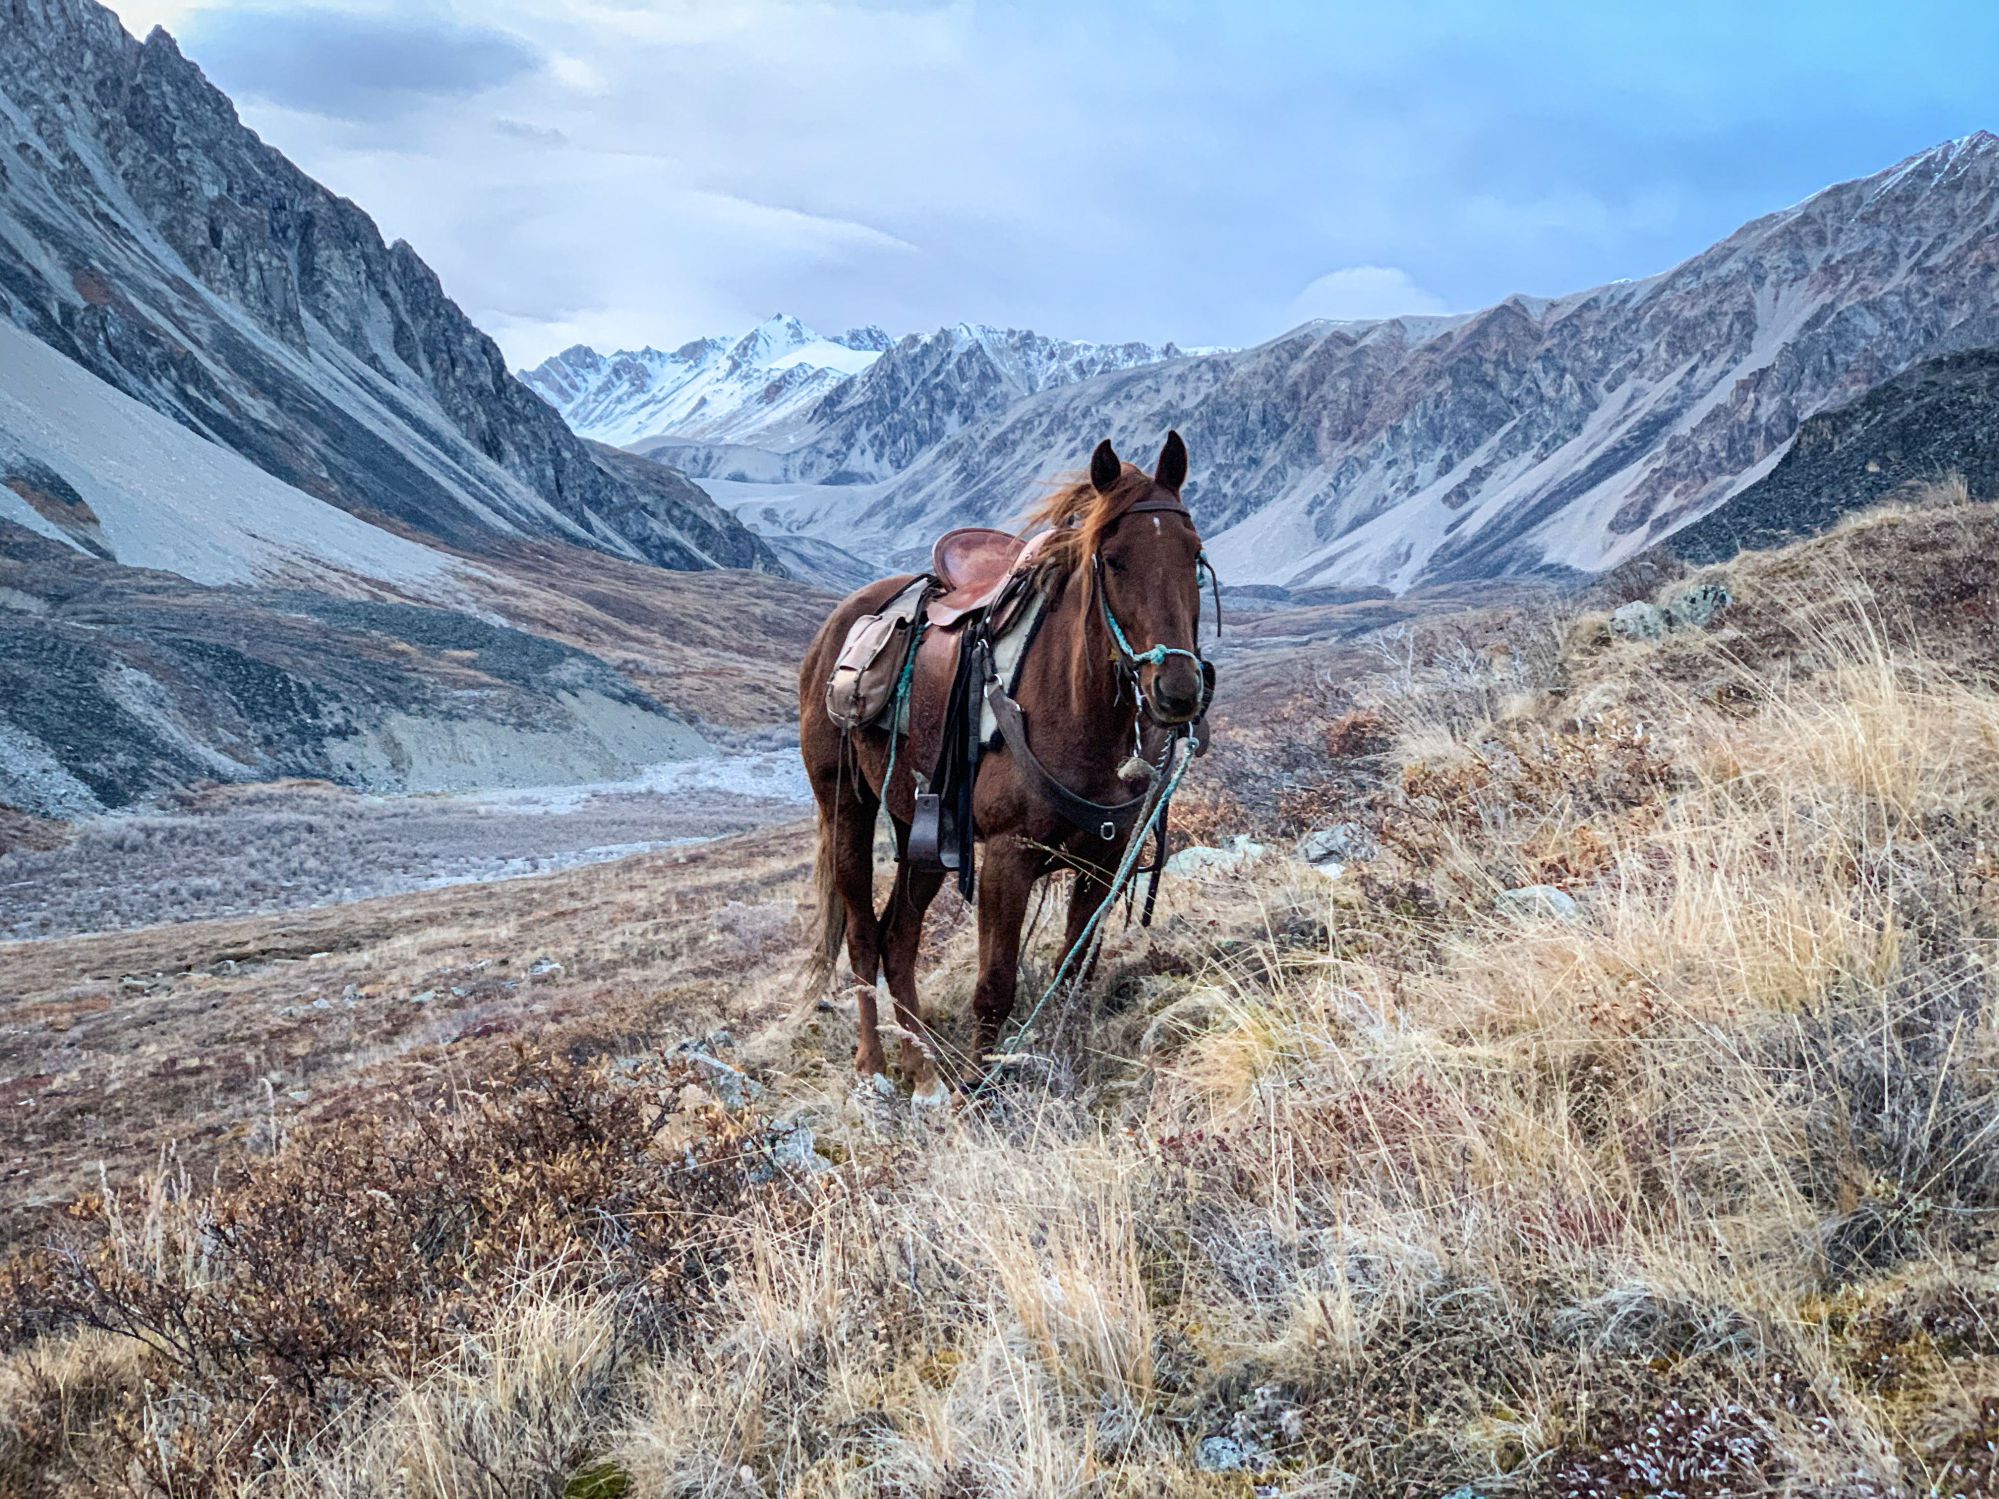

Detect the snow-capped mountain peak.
xmin=520 ymin=316 xmax=1190 ymax=459
xmin=520 ymin=313 xmax=893 ymax=448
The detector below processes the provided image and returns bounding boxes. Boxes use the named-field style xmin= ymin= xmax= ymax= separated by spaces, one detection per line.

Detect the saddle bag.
xmin=825 ymin=581 xmax=925 ymax=732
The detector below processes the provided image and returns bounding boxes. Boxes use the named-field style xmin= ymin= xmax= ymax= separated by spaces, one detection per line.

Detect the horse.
xmin=797 ymin=431 xmax=1211 ymax=1103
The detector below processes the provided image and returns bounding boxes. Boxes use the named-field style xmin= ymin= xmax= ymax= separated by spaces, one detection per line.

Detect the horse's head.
xmin=1085 ymin=432 xmax=1209 ymax=726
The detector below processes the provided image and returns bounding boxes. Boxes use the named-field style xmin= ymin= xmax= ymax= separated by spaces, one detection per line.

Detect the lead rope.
xmin=975 ymin=728 xmax=1195 ymax=1092
xmin=880 ymin=612 xmax=926 ymax=800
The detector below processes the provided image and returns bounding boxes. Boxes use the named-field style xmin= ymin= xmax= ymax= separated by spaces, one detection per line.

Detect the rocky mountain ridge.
xmin=1670 ymin=342 xmax=1999 ymax=562
xmin=527 ymin=318 xmax=1188 ymax=485
xmin=520 ymin=316 xmax=895 ymax=450
xmin=0 ymin=0 xmax=778 ymax=576
xmin=680 ymin=135 xmax=1999 ymax=589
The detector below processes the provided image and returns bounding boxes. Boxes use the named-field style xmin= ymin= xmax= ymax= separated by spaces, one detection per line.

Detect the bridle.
xmin=1088 ymin=493 xmax=1221 ymax=728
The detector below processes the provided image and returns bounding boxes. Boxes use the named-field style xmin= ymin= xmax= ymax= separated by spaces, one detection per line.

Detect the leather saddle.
xmin=927 ymin=527 xmax=1025 ymax=627
xmin=901 ymin=527 xmax=1053 ymax=883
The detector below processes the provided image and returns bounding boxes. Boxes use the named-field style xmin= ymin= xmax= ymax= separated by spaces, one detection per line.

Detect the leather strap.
xmin=1140 ymin=797 xmax=1168 ymax=926
xmin=984 ymin=680 xmax=1153 ymax=840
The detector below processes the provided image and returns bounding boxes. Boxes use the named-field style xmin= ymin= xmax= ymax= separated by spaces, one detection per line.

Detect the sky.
xmin=105 ymin=0 xmax=1999 ymax=369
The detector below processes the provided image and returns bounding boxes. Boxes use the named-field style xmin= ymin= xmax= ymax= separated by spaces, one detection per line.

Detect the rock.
xmin=752 ymin=1122 xmax=830 ymax=1183
xmin=1612 ymin=584 xmax=1729 ymax=644
xmin=1609 ymin=601 xmax=1668 ymax=641
xmin=410 ymin=990 xmax=436 ymax=1004
xmin=529 ymin=957 xmax=564 ymax=978
xmin=1296 ymin=822 xmax=1376 ymax=866
xmin=310 ymin=997 xmax=333 ymax=1011
xmin=685 ymin=1051 xmax=762 ymax=1112
xmin=1496 ymin=885 xmax=1581 ymax=922
xmin=212 ymin=959 xmax=238 ymax=976
xmin=1196 ymin=1434 xmax=1271 ymax=1473
xmin=1167 ymin=835 xmax=1267 ymax=879
xmin=1662 ymin=578 xmax=1731 ymax=630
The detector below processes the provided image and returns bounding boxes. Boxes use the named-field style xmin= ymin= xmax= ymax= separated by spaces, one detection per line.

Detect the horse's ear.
xmin=1090 ymin=439 xmax=1122 ymax=494
xmin=1154 ymin=430 xmax=1188 ymax=493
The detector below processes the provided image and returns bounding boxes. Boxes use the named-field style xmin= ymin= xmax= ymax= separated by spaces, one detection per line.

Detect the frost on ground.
xmin=0 ymin=754 xmax=811 ymax=941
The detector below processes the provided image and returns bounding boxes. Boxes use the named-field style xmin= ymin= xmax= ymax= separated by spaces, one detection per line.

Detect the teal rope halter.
xmin=1094 ymin=549 xmax=1216 ymax=708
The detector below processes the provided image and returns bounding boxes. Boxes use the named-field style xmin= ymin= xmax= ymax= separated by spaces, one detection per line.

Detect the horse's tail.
xmin=802 ymin=807 xmax=847 ymax=997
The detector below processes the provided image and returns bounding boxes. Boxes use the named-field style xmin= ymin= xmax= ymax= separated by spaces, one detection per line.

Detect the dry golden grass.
xmin=4 ymin=506 xmax=1999 ymax=1496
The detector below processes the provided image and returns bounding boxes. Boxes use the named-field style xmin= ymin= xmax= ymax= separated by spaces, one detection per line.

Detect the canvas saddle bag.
xmin=825 ymin=579 xmax=926 ymax=731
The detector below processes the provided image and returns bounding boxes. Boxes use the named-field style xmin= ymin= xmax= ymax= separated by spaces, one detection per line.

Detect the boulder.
xmin=1496 ymin=884 xmax=1581 ymax=922
xmin=1196 ymin=1435 xmax=1269 ymax=1473
xmin=1609 ymin=601 xmax=1668 ymax=641
xmin=1296 ymin=822 xmax=1376 ymax=866
xmin=1612 ymin=583 xmax=1730 ymax=643
xmin=1663 ymin=578 xmax=1732 ymax=630
xmin=1167 ymin=835 xmax=1267 ymax=878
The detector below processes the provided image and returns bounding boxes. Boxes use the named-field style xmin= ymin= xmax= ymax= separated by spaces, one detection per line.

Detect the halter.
xmin=1088 ymin=494 xmax=1220 ymax=724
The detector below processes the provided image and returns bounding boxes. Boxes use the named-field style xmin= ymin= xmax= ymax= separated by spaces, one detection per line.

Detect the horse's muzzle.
xmin=1144 ymin=658 xmax=1206 ymax=725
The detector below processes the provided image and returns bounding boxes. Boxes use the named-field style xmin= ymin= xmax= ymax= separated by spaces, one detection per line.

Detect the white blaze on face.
xmin=1152 ymin=515 xmax=1162 ymax=532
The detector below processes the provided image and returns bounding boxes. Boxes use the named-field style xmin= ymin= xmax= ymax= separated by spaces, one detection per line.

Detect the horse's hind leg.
xmin=878 ymin=853 xmax=947 ymax=1102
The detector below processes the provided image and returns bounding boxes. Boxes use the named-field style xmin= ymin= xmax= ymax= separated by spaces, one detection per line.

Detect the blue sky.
xmin=107 ymin=0 xmax=1999 ymax=365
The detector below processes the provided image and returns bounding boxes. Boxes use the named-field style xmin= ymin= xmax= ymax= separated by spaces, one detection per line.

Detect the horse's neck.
xmin=1018 ymin=573 xmax=1135 ymax=774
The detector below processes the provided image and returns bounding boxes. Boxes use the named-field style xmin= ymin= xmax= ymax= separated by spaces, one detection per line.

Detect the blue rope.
xmin=1101 ymin=596 xmax=1204 ymax=671
xmin=979 ymin=732 xmax=1195 ymax=1087
xmin=881 ymin=615 xmax=924 ymax=795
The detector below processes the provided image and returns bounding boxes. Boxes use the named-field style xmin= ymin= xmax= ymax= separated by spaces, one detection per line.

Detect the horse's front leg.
xmin=1058 ymin=854 xmax=1117 ymax=991
xmin=970 ymin=834 xmax=1040 ymax=1061
xmin=878 ymin=852 xmax=947 ymax=1103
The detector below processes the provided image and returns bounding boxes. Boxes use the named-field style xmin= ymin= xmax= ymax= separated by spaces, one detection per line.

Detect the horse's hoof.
xmin=866 ymin=1071 xmax=896 ymax=1099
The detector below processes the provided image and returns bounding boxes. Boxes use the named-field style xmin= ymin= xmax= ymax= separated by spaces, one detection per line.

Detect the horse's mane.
xmin=1016 ymin=465 xmax=1152 ymax=580
xmin=1015 ymin=465 xmax=1154 ymax=709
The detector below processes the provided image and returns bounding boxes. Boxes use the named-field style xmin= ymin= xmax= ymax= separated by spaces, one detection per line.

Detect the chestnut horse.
xmin=798 ymin=432 xmax=1209 ymax=1103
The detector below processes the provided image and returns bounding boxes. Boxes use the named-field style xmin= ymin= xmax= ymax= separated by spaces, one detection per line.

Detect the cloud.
xmin=1288 ymin=266 xmax=1450 ymax=325
xmin=141 ymin=0 xmax=1999 ymax=364
xmin=178 ymin=7 xmax=542 ymax=121
xmin=495 ymin=118 xmax=567 ymax=146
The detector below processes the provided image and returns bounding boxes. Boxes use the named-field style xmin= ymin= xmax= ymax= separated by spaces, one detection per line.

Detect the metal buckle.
xmin=1099 ymin=820 xmax=1117 ymax=841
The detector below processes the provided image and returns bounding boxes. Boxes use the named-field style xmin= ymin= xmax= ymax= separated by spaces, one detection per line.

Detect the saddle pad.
xmin=979 ymin=589 xmax=1048 ymax=746
xmin=892 ymin=585 xmax=1048 ymax=748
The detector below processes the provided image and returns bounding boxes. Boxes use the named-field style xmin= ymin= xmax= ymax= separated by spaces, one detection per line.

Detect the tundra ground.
xmin=2 ymin=502 xmax=1998 ymax=1497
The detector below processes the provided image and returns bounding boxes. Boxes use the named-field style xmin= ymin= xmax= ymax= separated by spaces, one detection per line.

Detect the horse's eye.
xmin=1104 ymin=556 xmax=1127 ymax=576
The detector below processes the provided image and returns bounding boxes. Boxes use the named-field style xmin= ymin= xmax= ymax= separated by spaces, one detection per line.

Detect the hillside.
xmin=0 ymin=0 xmax=829 ymax=815
xmin=1671 ymin=344 xmax=1999 ymax=562
xmin=0 ymin=316 xmax=827 ymax=816
xmin=4 ymin=499 xmax=1996 ymax=1494
xmin=0 ymin=0 xmax=776 ymax=576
